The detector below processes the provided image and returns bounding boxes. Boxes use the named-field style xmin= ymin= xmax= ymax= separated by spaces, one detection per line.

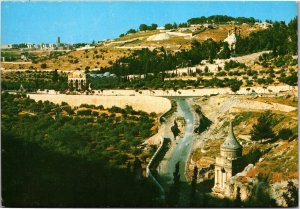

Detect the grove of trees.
xmin=2 ymin=93 xmax=158 ymax=207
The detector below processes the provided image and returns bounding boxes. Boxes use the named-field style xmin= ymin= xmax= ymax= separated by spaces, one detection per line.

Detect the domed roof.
xmin=221 ymin=122 xmax=242 ymax=150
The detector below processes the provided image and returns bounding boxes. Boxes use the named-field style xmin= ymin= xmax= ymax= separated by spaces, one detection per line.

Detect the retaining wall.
xmin=146 ymin=137 xmax=167 ymax=201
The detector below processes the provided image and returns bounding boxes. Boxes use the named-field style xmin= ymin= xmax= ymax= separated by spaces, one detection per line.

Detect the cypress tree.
xmin=190 ymin=166 xmax=198 ymax=207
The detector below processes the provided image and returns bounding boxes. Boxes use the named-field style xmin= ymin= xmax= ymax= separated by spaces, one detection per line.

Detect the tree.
xmin=139 ymin=24 xmax=148 ymax=31
xmin=52 ymin=69 xmax=59 ymax=82
xmin=230 ymin=82 xmax=242 ymax=93
xmin=190 ymin=166 xmax=198 ymax=207
xmin=244 ymin=173 xmax=277 ymax=207
xmin=127 ymin=29 xmax=137 ymax=34
xmin=234 ymin=187 xmax=242 ymax=207
xmin=219 ymin=42 xmax=231 ymax=59
xmin=282 ymin=73 xmax=297 ymax=87
xmin=164 ymin=23 xmax=173 ymax=30
xmin=166 ymin=162 xmax=180 ymax=207
xmin=250 ymin=111 xmax=276 ymax=141
xmin=282 ymin=181 xmax=298 ymax=207
xmin=151 ymin=23 xmax=158 ymax=30
xmin=171 ymin=120 xmax=180 ymax=140
xmin=277 ymin=128 xmax=293 ymax=140
xmin=40 ymin=63 xmax=47 ymax=69
xmin=133 ymin=157 xmax=143 ymax=182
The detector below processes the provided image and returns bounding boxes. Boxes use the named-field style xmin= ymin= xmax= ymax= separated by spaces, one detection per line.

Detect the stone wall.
xmin=27 ymin=94 xmax=171 ymax=114
xmin=146 ymin=137 xmax=168 ymax=201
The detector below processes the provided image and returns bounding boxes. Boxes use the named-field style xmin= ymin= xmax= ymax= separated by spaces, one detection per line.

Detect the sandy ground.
xmin=27 ymin=94 xmax=171 ymax=114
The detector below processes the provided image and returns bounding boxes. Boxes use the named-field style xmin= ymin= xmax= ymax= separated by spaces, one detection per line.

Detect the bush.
xmin=277 ymin=128 xmax=293 ymax=140
xmin=92 ymin=111 xmax=99 ymax=116
xmin=77 ymin=109 xmax=92 ymax=116
xmin=251 ymin=111 xmax=276 ymax=141
xmin=40 ymin=63 xmax=47 ymax=69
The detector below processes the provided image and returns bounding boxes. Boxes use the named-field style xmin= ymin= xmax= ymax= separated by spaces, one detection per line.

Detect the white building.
xmin=76 ymin=44 xmax=95 ymax=51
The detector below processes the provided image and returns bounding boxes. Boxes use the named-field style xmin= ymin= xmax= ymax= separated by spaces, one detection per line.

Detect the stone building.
xmin=212 ymin=122 xmax=243 ymax=195
xmin=224 ymin=27 xmax=241 ymax=51
xmin=68 ymin=70 xmax=87 ymax=91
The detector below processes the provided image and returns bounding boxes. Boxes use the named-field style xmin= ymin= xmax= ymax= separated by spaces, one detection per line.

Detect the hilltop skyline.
xmin=2 ymin=1 xmax=297 ymax=44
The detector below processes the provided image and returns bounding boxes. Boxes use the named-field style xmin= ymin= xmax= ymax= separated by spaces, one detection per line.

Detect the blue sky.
xmin=2 ymin=1 xmax=297 ymax=44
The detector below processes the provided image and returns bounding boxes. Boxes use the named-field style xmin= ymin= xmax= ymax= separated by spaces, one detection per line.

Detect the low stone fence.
xmin=27 ymin=94 xmax=171 ymax=114
xmin=146 ymin=137 xmax=168 ymax=201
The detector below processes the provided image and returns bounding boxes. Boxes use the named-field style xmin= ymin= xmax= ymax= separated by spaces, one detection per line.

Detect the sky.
xmin=1 ymin=1 xmax=298 ymax=44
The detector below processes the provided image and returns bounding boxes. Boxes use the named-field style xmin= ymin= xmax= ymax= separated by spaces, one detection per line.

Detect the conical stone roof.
xmin=221 ymin=122 xmax=242 ymax=150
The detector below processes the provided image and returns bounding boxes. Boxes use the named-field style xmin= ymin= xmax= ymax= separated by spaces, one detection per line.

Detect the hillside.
xmin=187 ymin=94 xmax=298 ymax=206
xmin=1 ymin=23 xmax=264 ymax=71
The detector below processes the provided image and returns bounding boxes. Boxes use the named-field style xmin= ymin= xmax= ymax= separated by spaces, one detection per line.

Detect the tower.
xmin=56 ymin=36 xmax=61 ymax=47
xmin=212 ymin=122 xmax=243 ymax=195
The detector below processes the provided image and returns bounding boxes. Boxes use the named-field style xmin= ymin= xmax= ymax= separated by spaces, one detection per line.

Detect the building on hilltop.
xmin=212 ymin=122 xmax=243 ymax=195
xmin=68 ymin=70 xmax=87 ymax=91
xmin=254 ymin=21 xmax=273 ymax=29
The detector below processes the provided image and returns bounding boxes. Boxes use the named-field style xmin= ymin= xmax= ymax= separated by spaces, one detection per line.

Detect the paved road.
xmin=158 ymin=98 xmax=196 ymax=183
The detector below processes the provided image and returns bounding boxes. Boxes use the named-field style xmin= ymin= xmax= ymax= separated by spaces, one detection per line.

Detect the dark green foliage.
xmin=40 ymin=63 xmax=47 ymax=69
xmin=279 ymin=72 xmax=298 ymax=86
xmin=229 ymin=81 xmax=242 ymax=93
xmin=194 ymin=106 xmax=212 ymax=134
xmin=52 ymin=69 xmax=59 ymax=82
xmin=282 ymin=181 xmax=298 ymax=207
xmin=234 ymin=187 xmax=242 ymax=207
xmin=171 ymin=120 xmax=180 ymax=140
xmin=77 ymin=109 xmax=92 ymax=115
xmin=164 ymin=23 xmax=173 ymax=30
xmin=2 ymin=71 xmax=68 ymax=92
xmin=1 ymin=93 xmax=159 ymax=207
xmin=251 ymin=111 xmax=276 ymax=141
xmin=224 ymin=60 xmax=246 ymax=71
xmin=189 ymin=166 xmax=198 ymax=207
xmin=2 ymin=134 xmax=158 ymax=207
xmin=127 ymin=29 xmax=137 ymax=34
xmin=218 ymin=42 xmax=231 ymax=59
xmin=187 ymin=15 xmax=257 ymax=25
xmin=277 ymin=128 xmax=294 ymax=140
xmin=166 ymin=162 xmax=180 ymax=207
xmin=244 ymin=173 xmax=277 ymax=207
xmin=243 ymin=147 xmax=263 ymax=166
xmin=236 ymin=18 xmax=297 ymax=55
xmin=139 ymin=23 xmax=157 ymax=31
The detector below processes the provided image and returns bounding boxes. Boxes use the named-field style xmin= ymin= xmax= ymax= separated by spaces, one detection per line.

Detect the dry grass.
xmin=2 ymin=24 xmax=266 ymax=71
xmin=245 ymin=140 xmax=298 ymax=183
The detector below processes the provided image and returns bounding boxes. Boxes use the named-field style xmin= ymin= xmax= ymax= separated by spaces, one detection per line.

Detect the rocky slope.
xmin=187 ymin=94 xmax=298 ymax=206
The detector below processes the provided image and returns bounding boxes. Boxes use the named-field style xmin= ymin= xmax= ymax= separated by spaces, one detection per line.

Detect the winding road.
xmin=158 ymin=98 xmax=196 ymax=183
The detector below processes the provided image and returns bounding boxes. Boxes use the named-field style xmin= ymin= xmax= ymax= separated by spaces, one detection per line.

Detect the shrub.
xmin=277 ymin=128 xmax=293 ymax=140
xmin=40 ymin=63 xmax=47 ymax=69
xmin=77 ymin=109 xmax=92 ymax=116
xmin=92 ymin=111 xmax=99 ymax=116
xmin=251 ymin=111 xmax=276 ymax=141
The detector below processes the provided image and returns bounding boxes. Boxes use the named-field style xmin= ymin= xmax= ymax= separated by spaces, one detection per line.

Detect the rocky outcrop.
xmin=198 ymin=164 xmax=215 ymax=181
xmin=222 ymin=164 xmax=299 ymax=207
